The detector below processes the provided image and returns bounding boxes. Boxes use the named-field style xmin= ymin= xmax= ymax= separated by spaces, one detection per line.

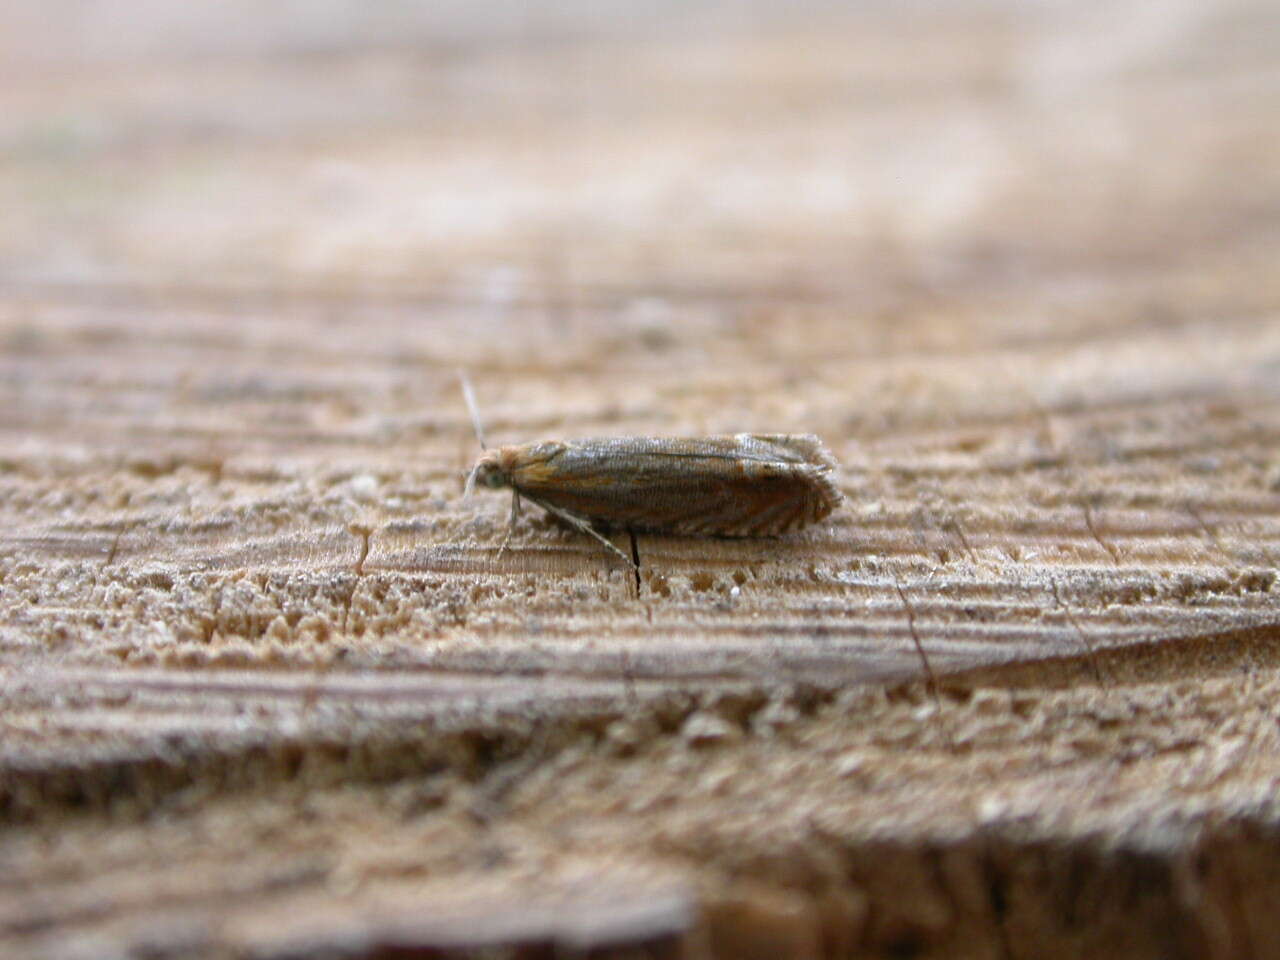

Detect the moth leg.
xmin=627 ymin=527 xmax=642 ymax=597
xmin=526 ymin=495 xmax=637 ymax=572
xmin=497 ymin=489 xmax=522 ymax=559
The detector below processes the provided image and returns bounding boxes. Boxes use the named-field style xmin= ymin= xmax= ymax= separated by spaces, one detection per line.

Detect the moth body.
xmin=467 ymin=434 xmax=841 ymax=539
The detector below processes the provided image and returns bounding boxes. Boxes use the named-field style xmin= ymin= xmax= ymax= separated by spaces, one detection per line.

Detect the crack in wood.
xmin=892 ymin=576 xmax=942 ymax=719
xmin=1050 ymin=578 xmax=1106 ymax=686
xmin=1082 ymin=502 xmax=1123 ymax=567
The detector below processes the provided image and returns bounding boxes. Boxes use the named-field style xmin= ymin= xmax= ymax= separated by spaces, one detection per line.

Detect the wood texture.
xmin=3 ymin=2 xmax=1280 ymax=957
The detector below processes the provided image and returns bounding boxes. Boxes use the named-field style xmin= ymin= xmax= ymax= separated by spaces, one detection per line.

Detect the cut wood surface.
xmin=3 ymin=2 xmax=1280 ymax=958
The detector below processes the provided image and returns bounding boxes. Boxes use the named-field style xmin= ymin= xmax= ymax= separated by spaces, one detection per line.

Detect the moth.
xmin=460 ymin=375 xmax=842 ymax=569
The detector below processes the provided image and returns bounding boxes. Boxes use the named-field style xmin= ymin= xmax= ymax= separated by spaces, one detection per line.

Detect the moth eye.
xmin=485 ymin=471 xmax=506 ymax=489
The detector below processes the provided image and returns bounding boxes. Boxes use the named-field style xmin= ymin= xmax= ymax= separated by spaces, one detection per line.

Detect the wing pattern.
xmin=506 ymin=434 xmax=841 ymax=536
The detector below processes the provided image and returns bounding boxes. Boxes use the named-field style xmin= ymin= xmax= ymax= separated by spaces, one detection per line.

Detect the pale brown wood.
xmin=3 ymin=2 xmax=1280 ymax=958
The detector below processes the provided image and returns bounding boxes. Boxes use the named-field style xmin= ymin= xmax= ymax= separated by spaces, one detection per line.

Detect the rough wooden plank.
xmin=3 ymin=2 xmax=1280 ymax=958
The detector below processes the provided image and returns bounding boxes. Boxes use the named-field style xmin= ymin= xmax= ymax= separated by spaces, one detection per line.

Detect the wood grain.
xmin=3 ymin=2 xmax=1280 ymax=957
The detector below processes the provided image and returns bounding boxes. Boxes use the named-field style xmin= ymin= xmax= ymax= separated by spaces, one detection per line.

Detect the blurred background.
xmin=4 ymin=0 xmax=1276 ymax=346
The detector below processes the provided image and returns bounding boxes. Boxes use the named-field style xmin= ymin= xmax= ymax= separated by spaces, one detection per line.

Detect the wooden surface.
xmin=3 ymin=2 xmax=1280 ymax=957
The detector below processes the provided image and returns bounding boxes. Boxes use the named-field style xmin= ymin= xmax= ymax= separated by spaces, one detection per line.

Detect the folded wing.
xmin=509 ymin=434 xmax=841 ymax=536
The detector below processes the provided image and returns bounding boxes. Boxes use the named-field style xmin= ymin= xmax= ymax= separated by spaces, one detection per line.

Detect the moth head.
xmin=464 ymin=450 xmax=510 ymax=497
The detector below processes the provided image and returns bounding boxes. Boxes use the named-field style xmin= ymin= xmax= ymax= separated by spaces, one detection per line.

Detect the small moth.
xmin=460 ymin=375 xmax=842 ymax=569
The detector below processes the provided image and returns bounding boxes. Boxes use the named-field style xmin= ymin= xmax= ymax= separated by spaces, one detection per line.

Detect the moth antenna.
xmin=457 ymin=368 xmax=488 ymax=451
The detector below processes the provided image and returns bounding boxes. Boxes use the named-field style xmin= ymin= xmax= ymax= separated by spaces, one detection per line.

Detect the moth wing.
xmin=509 ymin=436 xmax=841 ymax=536
xmin=741 ymin=433 xmax=839 ymax=470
